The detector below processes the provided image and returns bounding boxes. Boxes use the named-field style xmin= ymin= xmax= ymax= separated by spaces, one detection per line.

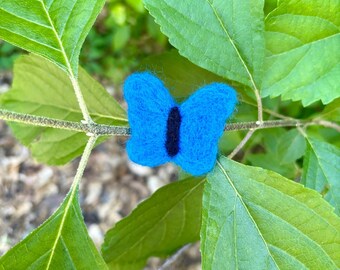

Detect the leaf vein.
xmin=0 ymin=26 xmax=62 ymax=52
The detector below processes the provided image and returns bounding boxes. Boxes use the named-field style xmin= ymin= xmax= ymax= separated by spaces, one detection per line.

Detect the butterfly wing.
xmin=173 ymin=83 xmax=237 ymax=176
xmin=124 ymin=72 xmax=176 ymax=167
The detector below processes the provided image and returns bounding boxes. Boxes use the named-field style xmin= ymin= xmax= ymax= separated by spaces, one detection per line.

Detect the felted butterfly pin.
xmin=124 ymin=72 xmax=237 ymax=176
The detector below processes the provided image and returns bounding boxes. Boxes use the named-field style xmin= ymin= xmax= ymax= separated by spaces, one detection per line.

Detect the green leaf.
xmin=246 ymin=128 xmax=298 ymax=179
xmin=247 ymin=152 xmax=297 ymax=179
xmin=141 ymin=50 xmax=226 ymax=101
xmin=102 ymin=177 xmax=205 ymax=269
xmin=302 ymin=137 xmax=340 ymax=214
xmin=143 ymin=0 xmax=265 ymax=88
xmin=218 ymin=131 xmax=243 ymax=154
xmin=262 ymin=0 xmax=340 ymax=106
xmin=201 ymin=156 xmax=340 ymax=269
xmin=0 ymin=0 xmax=105 ymax=77
xmin=264 ymin=0 xmax=278 ymax=15
xmin=0 ymin=189 xmax=107 ymax=270
xmin=0 ymin=54 xmax=127 ymax=165
xmin=141 ymin=50 xmax=255 ymax=104
xmin=320 ymin=98 xmax=340 ymax=122
xmin=277 ymin=129 xmax=306 ymax=164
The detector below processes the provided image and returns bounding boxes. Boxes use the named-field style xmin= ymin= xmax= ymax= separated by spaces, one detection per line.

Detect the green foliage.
xmin=320 ymin=98 xmax=340 ymax=122
xmin=245 ymin=129 xmax=298 ymax=179
xmin=141 ymin=50 xmax=225 ymax=101
xmin=102 ymin=177 xmax=204 ymax=269
xmin=143 ymin=0 xmax=265 ymax=88
xmin=0 ymin=54 xmax=127 ymax=165
xmin=0 ymin=1 xmax=168 ymax=83
xmin=201 ymin=156 xmax=340 ymax=269
xmin=277 ymin=129 xmax=306 ymax=165
xmin=0 ymin=41 xmax=20 ymax=71
xmin=264 ymin=0 xmax=278 ymax=15
xmin=262 ymin=0 xmax=340 ymax=106
xmin=0 ymin=0 xmax=339 ymax=269
xmin=140 ymin=50 xmax=255 ymax=104
xmin=0 ymin=189 xmax=107 ymax=270
xmin=302 ymin=137 xmax=340 ymax=214
xmin=0 ymin=0 xmax=105 ymax=77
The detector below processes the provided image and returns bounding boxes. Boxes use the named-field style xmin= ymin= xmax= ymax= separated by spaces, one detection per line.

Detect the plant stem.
xmin=225 ymin=118 xmax=340 ymax=158
xmin=0 ymin=109 xmax=130 ymax=136
xmin=253 ymin=89 xmax=263 ymax=123
xmin=40 ymin=0 xmax=92 ymax=124
xmin=305 ymin=119 xmax=340 ymax=133
xmin=1 ymin=108 xmax=339 ymax=136
xmin=228 ymin=129 xmax=256 ymax=159
xmin=158 ymin=244 xmax=191 ymax=270
xmin=45 ymin=135 xmax=97 ymax=269
xmin=70 ymin=76 xmax=93 ymax=124
xmin=224 ymin=119 xmax=304 ymax=131
xmin=71 ymin=135 xmax=98 ymax=190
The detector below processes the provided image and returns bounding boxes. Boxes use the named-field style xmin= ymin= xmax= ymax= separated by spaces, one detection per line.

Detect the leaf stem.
xmin=71 ymin=135 xmax=98 ymax=190
xmin=228 ymin=129 xmax=256 ymax=159
xmin=70 ymin=76 xmax=93 ymax=124
xmin=158 ymin=244 xmax=192 ymax=270
xmin=40 ymin=0 xmax=93 ymax=124
xmin=1 ymin=108 xmax=338 ymax=136
xmin=305 ymin=119 xmax=340 ymax=133
xmin=226 ymin=119 xmax=340 ymax=158
xmin=253 ymin=89 xmax=264 ymax=123
xmin=46 ymin=135 xmax=97 ymax=269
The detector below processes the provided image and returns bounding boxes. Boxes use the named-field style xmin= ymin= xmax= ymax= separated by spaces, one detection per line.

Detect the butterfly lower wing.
xmin=124 ymin=72 xmax=175 ymax=166
xmin=174 ymin=83 xmax=237 ymax=176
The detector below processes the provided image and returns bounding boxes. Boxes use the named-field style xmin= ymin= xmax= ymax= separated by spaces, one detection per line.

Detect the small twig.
xmin=224 ymin=119 xmax=303 ymax=131
xmin=45 ymin=135 xmax=98 ymax=268
xmin=253 ymin=89 xmax=263 ymax=123
xmin=0 ymin=109 xmax=130 ymax=136
xmin=228 ymin=129 xmax=256 ymax=159
xmin=158 ymin=244 xmax=191 ymax=270
xmin=297 ymin=126 xmax=308 ymax=137
xmin=0 ymin=108 xmax=338 ymax=137
xmin=305 ymin=119 xmax=340 ymax=133
xmin=70 ymin=76 xmax=93 ymax=124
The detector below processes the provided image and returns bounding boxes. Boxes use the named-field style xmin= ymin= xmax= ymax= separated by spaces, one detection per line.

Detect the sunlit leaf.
xmin=201 ymin=156 xmax=340 ymax=269
xmin=0 ymin=188 xmax=107 ymax=269
xmin=144 ymin=0 xmax=265 ymax=88
xmin=262 ymin=0 xmax=340 ymax=106
xmin=0 ymin=0 xmax=105 ymax=77
xmin=0 ymin=54 xmax=127 ymax=165
xmin=102 ymin=177 xmax=204 ymax=269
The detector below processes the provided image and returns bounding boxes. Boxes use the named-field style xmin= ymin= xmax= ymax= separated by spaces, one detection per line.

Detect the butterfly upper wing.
xmin=174 ymin=83 xmax=237 ymax=176
xmin=124 ymin=72 xmax=176 ymax=167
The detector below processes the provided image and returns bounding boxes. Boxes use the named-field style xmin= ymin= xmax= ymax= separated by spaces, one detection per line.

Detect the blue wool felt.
xmin=124 ymin=72 xmax=237 ymax=176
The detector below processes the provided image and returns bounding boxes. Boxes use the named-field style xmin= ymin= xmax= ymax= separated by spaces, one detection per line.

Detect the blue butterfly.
xmin=124 ymin=72 xmax=237 ymax=176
